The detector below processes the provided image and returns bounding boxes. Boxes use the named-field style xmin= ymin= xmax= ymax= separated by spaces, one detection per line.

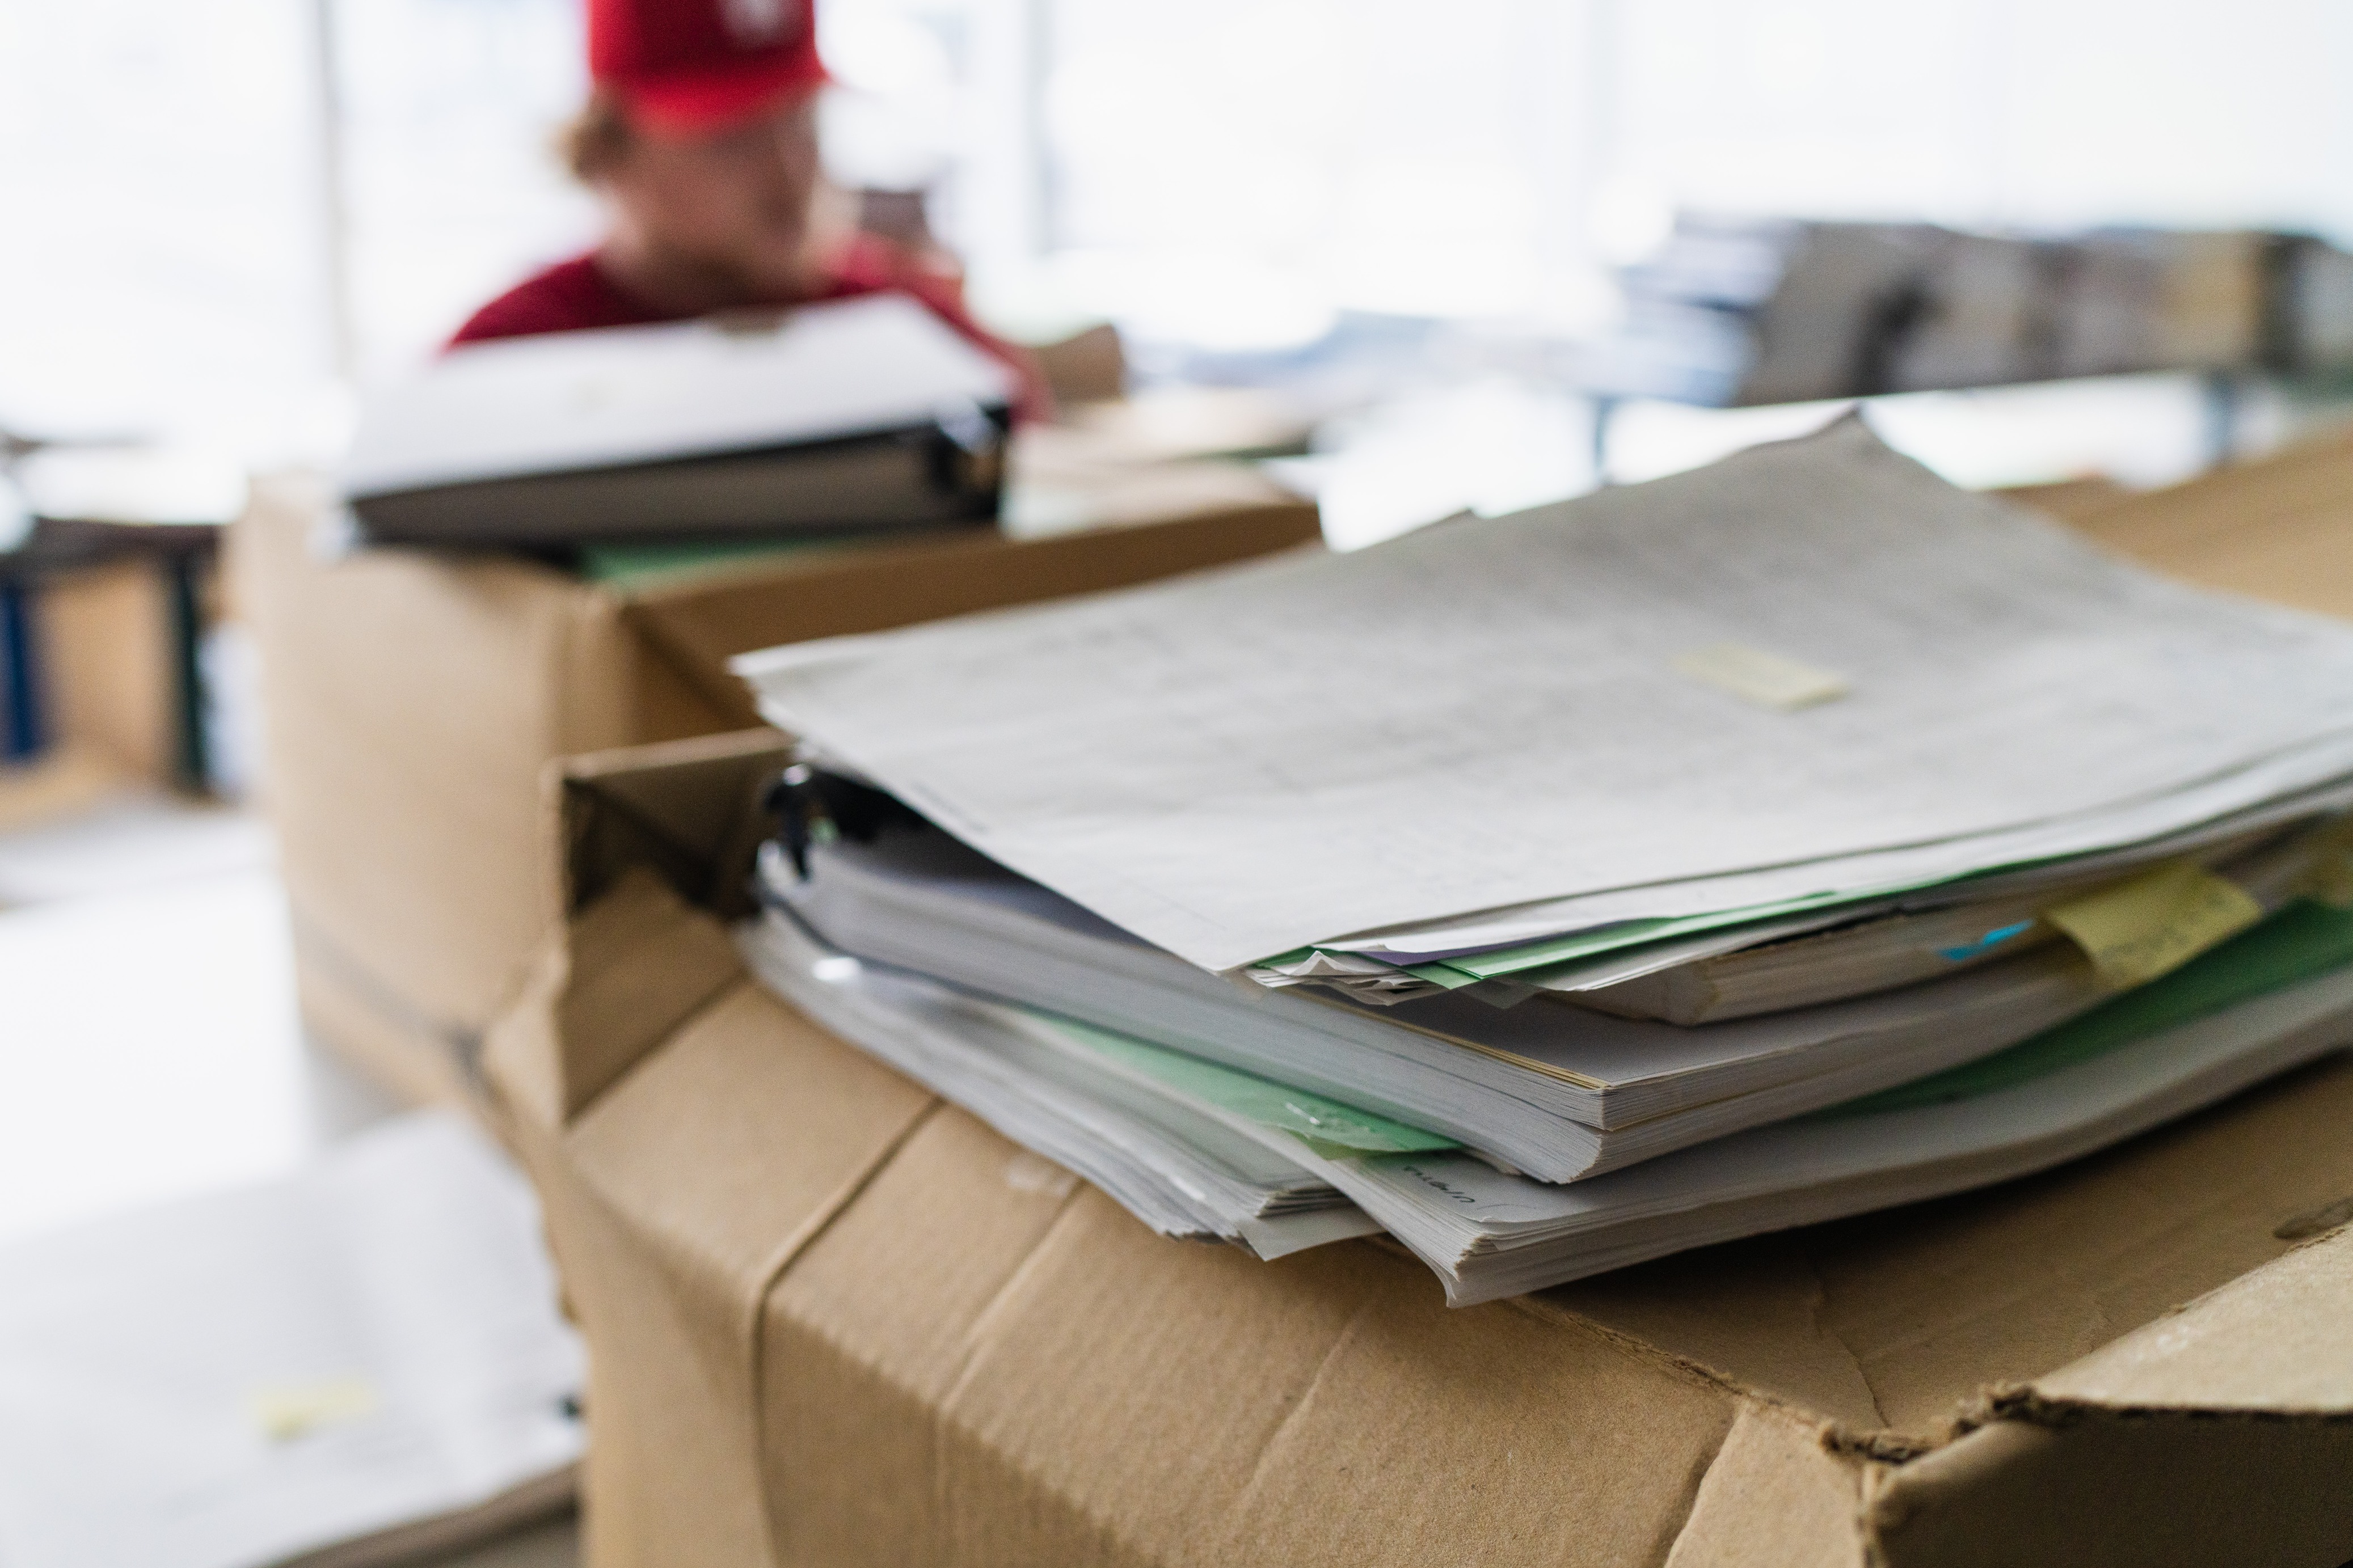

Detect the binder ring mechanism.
xmin=764 ymin=755 xmax=930 ymax=881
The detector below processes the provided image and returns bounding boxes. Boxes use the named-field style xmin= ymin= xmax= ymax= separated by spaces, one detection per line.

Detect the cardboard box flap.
xmin=1541 ymin=1053 xmax=2353 ymax=1451
xmin=1862 ymin=1413 xmax=2353 ymax=1568
xmin=1661 ymin=1406 xmax=1866 ymax=1568
xmin=1525 ymin=1248 xmax=1892 ymax=1436
xmin=2009 ymin=1224 xmax=2353 ymax=1415
xmin=621 ymin=503 xmax=1321 ymax=725
xmin=497 ymin=946 xmax=938 ymax=1568
xmin=1851 ymin=1219 xmax=2353 ymax=1566
xmin=564 ymin=971 xmax=935 ymax=1333
xmin=549 ymin=869 xmax=746 ymax=1120
xmin=756 ymin=1081 xmax=1749 ymax=1567
xmin=559 ymin=730 xmax=794 ymax=924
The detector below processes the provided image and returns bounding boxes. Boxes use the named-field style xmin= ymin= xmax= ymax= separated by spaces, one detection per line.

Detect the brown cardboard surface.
xmin=1549 ymin=1055 xmax=2353 ymax=1446
xmin=0 ymin=745 xmax=131 ymax=835
xmin=236 ymin=477 xmax=641 ymax=1103
xmin=1991 ymin=475 xmax=2129 ymax=522
xmin=2071 ymin=429 xmax=2353 ymax=619
xmin=1865 ymin=1414 xmax=2353 ymax=1568
xmin=1662 ymin=1407 xmax=1864 ymax=1568
xmin=488 ymin=888 xmax=938 ymax=1568
xmin=235 ymin=474 xmax=1317 ymax=1109
xmin=289 ymin=918 xmax=484 ymax=1109
xmin=2023 ymin=1225 xmax=2353 ymax=1413
xmin=484 ymin=739 xmax=2353 ymax=1567
xmin=39 ymin=557 xmax=176 ymax=786
xmin=766 ymin=1116 xmax=1735 ymax=1567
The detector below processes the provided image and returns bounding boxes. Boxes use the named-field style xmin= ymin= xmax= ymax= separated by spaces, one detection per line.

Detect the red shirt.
xmin=448 ymin=232 xmax=1052 ymax=423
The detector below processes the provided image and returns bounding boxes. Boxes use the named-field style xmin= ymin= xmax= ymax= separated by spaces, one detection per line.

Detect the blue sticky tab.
xmin=1939 ymin=919 xmax=2036 ymax=962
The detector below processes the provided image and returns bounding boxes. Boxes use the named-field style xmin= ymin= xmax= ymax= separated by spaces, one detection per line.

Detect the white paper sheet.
xmin=1317 ymin=966 xmax=2353 ymax=1305
xmin=0 ymin=1114 xmax=584 ymax=1568
xmin=343 ymin=293 xmax=1011 ymax=495
xmin=738 ymin=419 xmax=2353 ymax=973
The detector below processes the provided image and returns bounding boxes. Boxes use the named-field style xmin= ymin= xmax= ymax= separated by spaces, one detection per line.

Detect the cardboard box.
xmin=1 ymin=541 xmax=219 ymax=816
xmin=0 ymin=557 xmax=179 ymax=831
xmin=2067 ymin=427 xmax=2353 ymax=620
xmin=38 ymin=557 xmax=182 ymax=787
xmin=233 ymin=483 xmax=1320 ymax=1110
xmin=484 ymin=729 xmax=2353 ymax=1568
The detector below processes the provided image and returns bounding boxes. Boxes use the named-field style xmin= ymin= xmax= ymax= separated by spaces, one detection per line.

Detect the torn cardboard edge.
xmin=552 ymin=728 xmax=798 ymax=932
xmin=505 ymin=736 xmax=2353 ymax=1550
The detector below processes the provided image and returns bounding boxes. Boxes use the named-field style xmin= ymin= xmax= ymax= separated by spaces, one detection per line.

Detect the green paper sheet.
xmin=1035 ymin=1015 xmax=1458 ymax=1157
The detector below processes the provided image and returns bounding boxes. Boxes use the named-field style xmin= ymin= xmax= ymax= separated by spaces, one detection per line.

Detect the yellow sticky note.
xmin=1672 ymin=643 xmax=1849 ymax=711
xmin=2296 ymin=815 xmax=2353 ymax=910
xmin=247 ymin=1376 xmax=379 ymax=1442
xmin=2044 ymin=860 xmax=2263 ymax=990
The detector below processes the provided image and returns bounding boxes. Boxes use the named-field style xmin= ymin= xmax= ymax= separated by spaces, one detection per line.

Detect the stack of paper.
xmin=1585 ymin=218 xmax=2298 ymax=405
xmin=730 ymin=419 xmax=2353 ymax=1303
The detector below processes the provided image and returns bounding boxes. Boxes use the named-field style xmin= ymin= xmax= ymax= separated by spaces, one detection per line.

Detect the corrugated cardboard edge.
xmin=1521 ymin=1214 xmax=2353 ymax=1564
xmin=1863 ymin=1406 xmax=2353 ymax=1568
xmin=551 ymin=728 xmax=795 ymax=929
xmin=1861 ymin=1226 xmax=2353 ymax=1567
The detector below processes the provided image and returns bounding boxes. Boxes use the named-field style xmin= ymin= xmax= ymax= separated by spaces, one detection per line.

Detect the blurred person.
xmin=452 ymin=0 xmax=1047 ymax=419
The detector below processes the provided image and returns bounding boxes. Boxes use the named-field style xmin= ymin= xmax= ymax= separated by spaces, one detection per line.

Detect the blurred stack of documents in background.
xmin=0 ymin=1114 xmax=581 ymax=1568
xmin=999 ymin=386 xmax=1312 ymax=539
xmin=731 ymin=417 xmax=2353 ymax=1305
xmin=1585 ymin=217 xmax=2353 ymax=407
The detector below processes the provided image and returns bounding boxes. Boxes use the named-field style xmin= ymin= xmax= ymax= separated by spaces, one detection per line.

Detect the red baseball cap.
xmin=589 ymin=0 xmax=827 ymax=136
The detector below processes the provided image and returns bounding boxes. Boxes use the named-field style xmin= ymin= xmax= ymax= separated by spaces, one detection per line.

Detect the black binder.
xmin=341 ymin=294 xmax=1013 ymax=549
